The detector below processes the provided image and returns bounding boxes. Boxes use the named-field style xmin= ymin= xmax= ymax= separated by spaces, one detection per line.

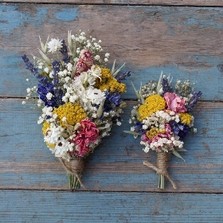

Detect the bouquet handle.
xmin=59 ymin=158 xmax=86 ymax=190
xmin=143 ymin=152 xmax=177 ymax=190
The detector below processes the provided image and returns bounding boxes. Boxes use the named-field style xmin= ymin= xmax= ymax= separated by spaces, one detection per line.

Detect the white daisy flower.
xmin=47 ymin=38 xmax=62 ymax=53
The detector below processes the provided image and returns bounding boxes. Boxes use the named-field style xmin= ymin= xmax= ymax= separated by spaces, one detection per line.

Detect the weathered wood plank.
xmin=0 ymin=99 xmax=222 ymax=192
xmin=0 ymin=4 xmax=223 ymax=100
xmin=1 ymin=190 xmax=223 ymax=223
xmin=1 ymin=0 xmax=223 ymax=6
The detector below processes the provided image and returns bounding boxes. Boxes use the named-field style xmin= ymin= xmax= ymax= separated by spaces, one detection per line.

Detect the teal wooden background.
xmin=0 ymin=1 xmax=223 ymax=222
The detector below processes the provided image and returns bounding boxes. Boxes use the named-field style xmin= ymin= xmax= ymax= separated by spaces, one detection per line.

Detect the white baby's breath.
xmin=22 ymin=31 xmax=127 ymax=162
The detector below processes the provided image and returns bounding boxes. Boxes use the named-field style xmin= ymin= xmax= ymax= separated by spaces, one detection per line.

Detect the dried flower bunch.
xmin=22 ymin=31 xmax=130 ymax=190
xmin=127 ymin=73 xmax=201 ymax=189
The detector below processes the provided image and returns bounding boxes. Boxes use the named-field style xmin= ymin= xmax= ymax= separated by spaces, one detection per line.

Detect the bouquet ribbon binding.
xmin=59 ymin=158 xmax=85 ymax=189
xmin=143 ymin=152 xmax=176 ymax=189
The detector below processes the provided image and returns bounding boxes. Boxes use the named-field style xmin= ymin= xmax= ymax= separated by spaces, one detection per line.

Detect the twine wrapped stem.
xmin=59 ymin=158 xmax=85 ymax=191
xmin=143 ymin=152 xmax=177 ymax=190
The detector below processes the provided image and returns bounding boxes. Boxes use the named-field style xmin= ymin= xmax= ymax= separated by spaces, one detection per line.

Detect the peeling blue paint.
xmin=0 ymin=5 xmax=78 ymax=35
xmin=0 ymin=49 xmax=36 ymax=96
xmin=0 ymin=5 xmax=23 ymax=34
xmin=0 ymin=5 xmax=48 ymax=35
xmin=54 ymin=8 xmax=78 ymax=22
xmin=125 ymin=58 xmax=223 ymax=100
xmin=182 ymin=8 xmax=223 ymax=29
xmin=152 ymin=7 xmax=223 ymax=32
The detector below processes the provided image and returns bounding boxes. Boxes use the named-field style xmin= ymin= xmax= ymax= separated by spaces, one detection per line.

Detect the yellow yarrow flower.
xmin=42 ymin=121 xmax=50 ymax=135
xmin=179 ymin=113 xmax=193 ymax=126
xmin=95 ymin=67 xmax=126 ymax=93
xmin=42 ymin=121 xmax=55 ymax=149
xmin=54 ymin=102 xmax=87 ymax=127
xmin=146 ymin=128 xmax=166 ymax=140
xmin=137 ymin=94 xmax=166 ymax=121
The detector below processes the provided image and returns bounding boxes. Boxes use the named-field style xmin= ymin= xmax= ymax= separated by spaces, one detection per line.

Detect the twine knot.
xmin=59 ymin=158 xmax=86 ymax=189
xmin=143 ymin=152 xmax=177 ymax=189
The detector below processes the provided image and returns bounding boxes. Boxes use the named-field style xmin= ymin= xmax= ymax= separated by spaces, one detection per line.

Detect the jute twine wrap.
xmin=143 ymin=152 xmax=177 ymax=189
xmin=59 ymin=158 xmax=85 ymax=189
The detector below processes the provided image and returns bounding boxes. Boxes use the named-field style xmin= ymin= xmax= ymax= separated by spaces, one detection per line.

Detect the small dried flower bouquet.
xmin=22 ymin=31 xmax=129 ymax=190
xmin=127 ymin=74 xmax=201 ymax=189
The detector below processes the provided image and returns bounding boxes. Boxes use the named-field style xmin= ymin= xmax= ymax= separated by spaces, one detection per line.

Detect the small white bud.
xmin=44 ymin=67 xmax=49 ymax=73
xmin=117 ymin=121 xmax=122 ymax=126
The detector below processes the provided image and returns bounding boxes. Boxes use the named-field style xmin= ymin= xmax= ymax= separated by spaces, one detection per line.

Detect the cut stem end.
xmin=158 ymin=174 xmax=165 ymax=190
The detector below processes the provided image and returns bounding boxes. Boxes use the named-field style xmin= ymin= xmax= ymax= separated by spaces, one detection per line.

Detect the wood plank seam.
xmin=1 ymin=1 xmax=223 ymax=7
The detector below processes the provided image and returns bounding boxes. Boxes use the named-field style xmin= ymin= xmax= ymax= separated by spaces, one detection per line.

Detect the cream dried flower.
xmin=47 ymin=38 xmax=63 ymax=53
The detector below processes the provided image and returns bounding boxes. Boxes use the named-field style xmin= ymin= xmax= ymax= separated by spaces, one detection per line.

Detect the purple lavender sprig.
xmin=60 ymin=40 xmax=70 ymax=63
xmin=187 ymin=91 xmax=202 ymax=111
xmin=22 ymin=55 xmax=39 ymax=76
xmin=116 ymin=71 xmax=131 ymax=82
xmin=162 ymin=76 xmax=173 ymax=93
xmin=22 ymin=55 xmax=64 ymax=107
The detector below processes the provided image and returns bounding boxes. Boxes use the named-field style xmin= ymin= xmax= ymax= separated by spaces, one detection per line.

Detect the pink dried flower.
xmin=74 ymin=50 xmax=94 ymax=76
xmin=73 ymin=119 xmax=99 ymax=157
xmin=141 ymin=134 xmax=151 ymax=142
xmin=75 ymin=59 xmax=89 ymax=75
xmin=164 ymin=92 xmax=187 ymax=113
xmin=80 ymin=49 xmax=94 ymax=67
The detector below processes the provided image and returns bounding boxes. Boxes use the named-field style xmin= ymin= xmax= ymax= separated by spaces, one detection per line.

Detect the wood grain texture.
xmin=1 ymin=190 xmax=223 ymax=223
xmin=0 ymin=99 xmax=222 ymax=192
xmin=1 ymin=0 xmax=223 ymax=6
xmin=1 ymin=2 xmax=223 ymax=222
xmin=0 ymin=4 xmax=223 ymax=99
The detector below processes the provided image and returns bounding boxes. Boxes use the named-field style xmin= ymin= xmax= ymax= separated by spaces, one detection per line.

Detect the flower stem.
xmin=68 ymin=174 xmax=80 ymax=190
xmin=158 ymin=174 xmax=165 ymax=189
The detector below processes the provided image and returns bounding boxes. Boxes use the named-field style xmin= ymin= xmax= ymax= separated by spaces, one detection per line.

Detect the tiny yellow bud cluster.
xmin=95 ymin=68 xmax=126 ymax=93
xmin=137 ymin=94 xmax=166 ymax=121
xmin=54 ymin=102 xmax=87 ymax=127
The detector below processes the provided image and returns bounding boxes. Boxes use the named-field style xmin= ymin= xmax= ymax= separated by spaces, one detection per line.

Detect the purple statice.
xmin=169 ymin=121 xmax=190 ymax=139
xmin=59 ymin=40 xmax=70 ymax=63
xmin=22 ymin=55 xmax=39 ymax=76
xmin=116 ymin=71 xmax=131 ymax=82
xmin=162 ymin=77 xmax=172 ymax=93
xmin=187 ymin=91 xmax=202 ymax=111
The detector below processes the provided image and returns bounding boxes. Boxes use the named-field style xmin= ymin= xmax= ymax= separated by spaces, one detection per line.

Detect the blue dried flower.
xmin=134 ymin=122 xmax=144 ymax=134
xmin=22 ymin=56 xmax=64 ymax=107
xmin=106 ymin=92 xmax=122 ymax=106
xmin=170 ymin=121 xmax=190 ymax=139
xmin=116 ymin=71 xmax=131 ymax=82
xmin=103 ymin=92 xmax=122 ymax=112
xmin=37 ymin=77 xmax=63 ymax=107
